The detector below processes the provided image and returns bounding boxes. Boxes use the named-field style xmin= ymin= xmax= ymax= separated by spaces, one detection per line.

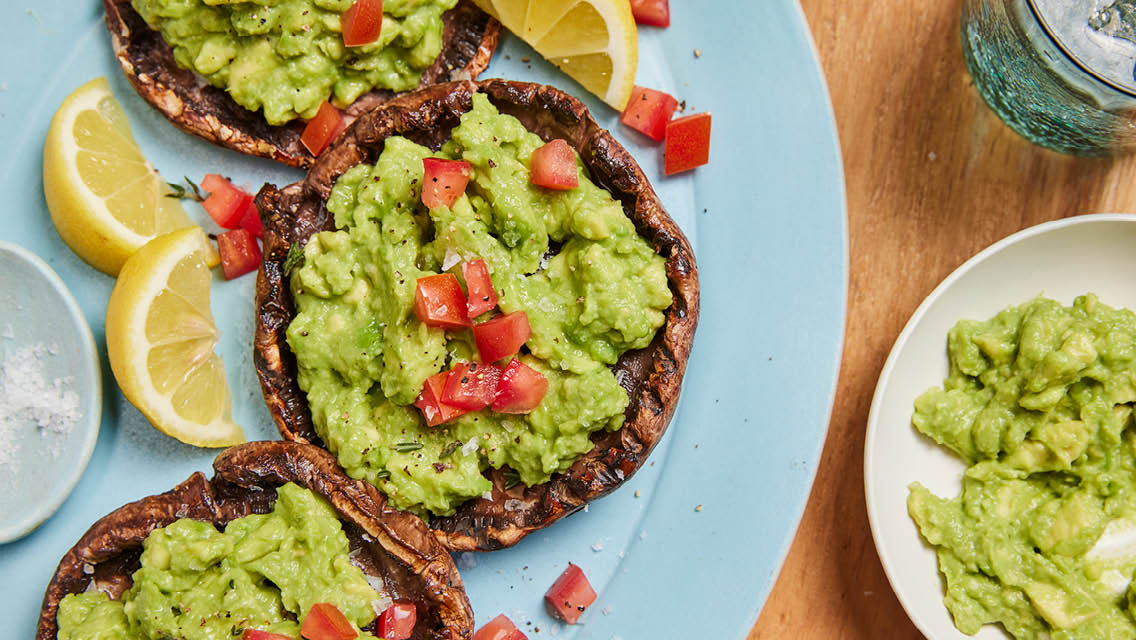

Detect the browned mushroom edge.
xmin=103 ymin=0 xmax=500 ymax=168
xmin=253 ymin=79 xmax=701 ymax=551
xmin=36 ymin=441 xmax=474 ymax=640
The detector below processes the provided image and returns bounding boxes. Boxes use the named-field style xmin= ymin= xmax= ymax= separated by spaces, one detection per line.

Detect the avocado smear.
xmin=130 ymin=0 xmax=458 ymax=125
xmin=909 ymin=294 xmax=1136 ymax=638
xmin=286 ymin=93 xmax=671 ymax=516
xmin=56 ymin=483 xmax=382 ymax=640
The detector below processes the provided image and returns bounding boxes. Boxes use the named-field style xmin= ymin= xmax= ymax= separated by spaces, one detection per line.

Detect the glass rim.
xmin=1027 ymin=0 xmax=1136 ymax=97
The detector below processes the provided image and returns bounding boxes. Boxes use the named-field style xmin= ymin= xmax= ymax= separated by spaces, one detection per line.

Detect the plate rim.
xmin=0 ymin=240 xmax=103 ymax=543
xmin=863 ymin=212 xmax=1136 ymax=638
xmin=742 ymin=0 xmax=850 ymax=628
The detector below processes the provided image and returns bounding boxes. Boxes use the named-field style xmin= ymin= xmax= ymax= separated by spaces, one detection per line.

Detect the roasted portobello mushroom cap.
xmin=103 ymin=0 xmax=500 ymax=167
xmin=253 ymin=79 xmax=700 ymax=551
xmin=36 ymin=441 xmax=474 ymax=640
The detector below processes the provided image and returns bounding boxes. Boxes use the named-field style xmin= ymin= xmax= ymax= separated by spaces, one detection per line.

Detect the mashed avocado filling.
xmin=286 ymin=94 xmax=671 ymax=516
xmin=909 ymin=294 xmax=1136 ymax=638
xmin=131 ymin=0 xmax=458 ymax=125
xmin=57 ymin=483 xmax=382 ymax=640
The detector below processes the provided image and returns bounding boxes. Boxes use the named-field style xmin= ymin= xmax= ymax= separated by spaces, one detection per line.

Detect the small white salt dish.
xmin=0 ymin=242 xmax=101 ymax=543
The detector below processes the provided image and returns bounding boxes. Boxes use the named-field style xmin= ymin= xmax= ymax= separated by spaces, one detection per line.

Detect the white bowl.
xmin=864 ymin=213 xmax=1136 ymax=639
xmin=0 ymin=242 xmax=101 ymax=543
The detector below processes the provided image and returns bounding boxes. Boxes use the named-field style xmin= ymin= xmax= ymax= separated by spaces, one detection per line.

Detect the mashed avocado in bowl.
xmin=286 ymin=93 xmax=672 ymax=516
xmin=909 ymin=294 xmax=1136 ymax=638
xmin=130 ymin=0 xmax=458 ymax=125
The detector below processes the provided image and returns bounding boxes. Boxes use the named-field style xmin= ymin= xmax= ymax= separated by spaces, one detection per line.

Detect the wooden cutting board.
xmin=748 ymin=1 xmax=1136 ymax=637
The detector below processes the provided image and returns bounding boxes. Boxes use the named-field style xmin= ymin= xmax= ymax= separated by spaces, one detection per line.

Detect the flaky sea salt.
xmin=442 ymin=247 xmax=462 ymax=272
xmin=457 ymin=552 xmax=477 ymax=569
xmin=0 ymin=343 xmax=81 ymax=472
xmin=370 ymin=593 xmax=393 ymax=617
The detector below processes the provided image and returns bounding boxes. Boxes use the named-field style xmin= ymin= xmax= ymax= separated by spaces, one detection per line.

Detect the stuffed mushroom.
xmin=253 ymin=79 xmax=699 ymax=551
xmin=37 ymin=441 xmax=473 ymax=640
xmin=103 ymin=0 xmax=500 ymax=167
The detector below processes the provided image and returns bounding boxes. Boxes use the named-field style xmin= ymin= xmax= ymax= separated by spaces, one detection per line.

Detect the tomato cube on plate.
xmin=473 ymin=613 xmax=529 ymax=640
xmin=242 ymin=631 xmax=294 ymax=640
xmin=473 ymin=312 xmax=531 ymax=363
xmin=341 ymin=0 xmax=383 ymax=47
xmin=301 ymin=101 xmax=346 ymax=157
xmin=492 ymin=359 xmax=548 ymax=414
xmin=414 ymin=370 xmax=470 ymax=426
xmin=530 ymin=139 xmax=578 ymax=190
xmin=630 ymin=0 xmax=670 ymax=27
xmin=544 ymin=563 xmax=597 ymax=624
xmin=301 ymin=602 xmax=357 ymax=640
xmin=238 ymin=198 xmax=263 ymax=238
xmin=620 ymin=86 xmax=678 ymax=142
xmin=414 ymin=273 xmax=472 ymax=330
xmin=422 ymin=158 xmax=473 ymax=209
xmin=376 ymin=601 xmax=416 ymax=640
xmin=462 ymin=258 xmax=498 ymax=318
xmin=442 ymin=361 xmax=502 ymax=411
xmin=201 ymin=174 xmax=253 ymax=229
xmin=217 ymin=228 xmax=262 ymax=280
xmin=664 ymin=112 xmax=712 ymax=175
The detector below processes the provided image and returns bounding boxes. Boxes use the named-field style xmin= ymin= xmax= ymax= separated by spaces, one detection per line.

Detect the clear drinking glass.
xmin=961 ymin=0 xmax=1136 ymax=155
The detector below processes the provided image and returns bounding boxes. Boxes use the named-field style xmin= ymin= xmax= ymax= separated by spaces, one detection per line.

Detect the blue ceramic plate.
xmin=0 ymin=1 xmax=845 ymax=637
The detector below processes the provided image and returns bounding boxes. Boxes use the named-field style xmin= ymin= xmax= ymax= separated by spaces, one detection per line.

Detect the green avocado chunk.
xmin=909 ymin=294 xmax=1136 ymax=639
xmin=130 ymin=0 xmax=458 ymax=125
xmin=286 ymin=93 xmax=671 ymax=516
xmin=56 ymin=483 xmax=381 ymax=640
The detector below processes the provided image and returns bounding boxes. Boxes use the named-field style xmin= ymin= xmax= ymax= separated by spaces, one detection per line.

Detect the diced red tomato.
xmin=413 ymin=273 xmax=471 ymax=330
xmin=422 ymin=158 xmax=472 ymax=209
xmin=243 ymin=631 xmax=294 ymax=640
xmin=201 ymin=174 xmax=253 ymax=229
xmin=462 ymin=258 xmax=498 ymax=318
xmin=529 ymin=139 xmax=578 ymax=190
xmin=664 ymin=112 xmax=712 ymax=175
xmin=217 ymin=228 xmax=262 ymax=280
xmin=301 ymin=101 xmax=346 ymax=157
xmin=341 ymin=0 xmax=383 ymax=47
xmin=620 ymin=86 xmax=678 ymax=142
xmin=238 ymin=198 xmax=263 ymax=238
xmin=630 ymin=0 xmax=670 ymax=27
xmin=473 ymin=312 xmax=531 ymax=363
xmin=414 ymin=370 xmax=470 ymax=426
xmin=543 ymin=563 xmax=597 ymax=625
xmin=442 ymin=361 xmax=502 ymax=410
xmin=473 ymin=614 xmax=529 ymax=640
xmin=301 ymin=602 xmax=357 ymax=640
xmin=492 ymin=359 xmax=547 ymax=414
xmin=376 ymin=601 xmax=416 ymax=640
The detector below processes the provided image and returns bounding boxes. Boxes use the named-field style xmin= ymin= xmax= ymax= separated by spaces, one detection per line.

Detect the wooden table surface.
xmin=747 ymin=1 xmax=1136 ymax=638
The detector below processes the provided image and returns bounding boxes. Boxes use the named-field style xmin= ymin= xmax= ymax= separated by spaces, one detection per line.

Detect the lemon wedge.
xmin=44 ymin=77 xmax=199 ymax=276
xmin=106 ymin=228 xmax=245 ymax=448
xmin=473 ymin=0 xmax=638 ymax=109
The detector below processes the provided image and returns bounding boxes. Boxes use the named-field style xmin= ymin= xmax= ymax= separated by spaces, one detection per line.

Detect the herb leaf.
xmin=375 ymin=469 xmax=392 ymax=480
xmin=165 ymin=176 xmax=205 ymax=202
xmin=502 ymin=469 xmax=521 ymax=490
xmin=283 ymin=242 xmax=305 ymax=276
xmin=439 ymin=441 xmax=461 ymax=458
xmin=391 ymin=442 xmax=424 ymax=453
